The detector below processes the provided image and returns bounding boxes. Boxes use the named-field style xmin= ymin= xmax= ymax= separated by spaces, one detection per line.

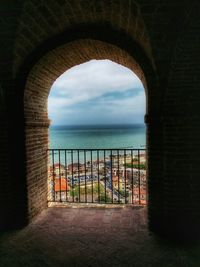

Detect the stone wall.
xmin=23 ymin=37 xmax=152 ymax=222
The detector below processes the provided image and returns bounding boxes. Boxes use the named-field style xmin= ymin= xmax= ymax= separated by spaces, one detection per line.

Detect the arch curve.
xmin=24 ymin=38 xmax=151 ymax=125
xmin=13 ymin=0 xmax=154 ymax=76
xmin=20 ymin=24 xmax=158 ymax=126
xmin=17 ymin=25 xmax=158 ymax=222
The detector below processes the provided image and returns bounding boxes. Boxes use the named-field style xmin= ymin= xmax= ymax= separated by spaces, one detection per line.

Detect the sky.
xmin=48 ymin=59 xmax=145 ymax=125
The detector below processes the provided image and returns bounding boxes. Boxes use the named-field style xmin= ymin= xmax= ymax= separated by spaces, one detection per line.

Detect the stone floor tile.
xmin=0 ymin=206 xmax=200 ymax=267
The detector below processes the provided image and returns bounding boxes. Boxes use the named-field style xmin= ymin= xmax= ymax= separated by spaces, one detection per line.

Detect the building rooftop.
xmin=54 ymin=178 xmax=70 ymax=192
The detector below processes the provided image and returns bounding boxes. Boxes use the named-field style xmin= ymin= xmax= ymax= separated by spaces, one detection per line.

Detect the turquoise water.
xmin=49 ymin=124 xmax=146 ymax=149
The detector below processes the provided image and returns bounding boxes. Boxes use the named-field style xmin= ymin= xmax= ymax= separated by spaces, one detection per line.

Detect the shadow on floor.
xmin=0 ymin=206 xmax=200 ymax=267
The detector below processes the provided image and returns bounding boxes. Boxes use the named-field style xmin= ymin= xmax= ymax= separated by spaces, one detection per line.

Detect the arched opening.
xmin=22 ymin=37 xmax=156 ymax=222
xmin=47 ymin=59 xmax=146 ymax=205
xmin=1 ymin=0 xmax=199 ymax=254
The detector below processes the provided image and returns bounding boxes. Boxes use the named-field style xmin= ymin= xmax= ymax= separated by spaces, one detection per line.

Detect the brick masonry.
xmin=0 ymin=0 xmax=200 ymax=241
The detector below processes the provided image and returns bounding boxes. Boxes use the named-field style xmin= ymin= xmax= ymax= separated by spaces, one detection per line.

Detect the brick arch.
xmin=22 ymin=34 xmax=157 ymax=221
xmin=19 ymin=23 xmax=158 ymax=124
xmin=13 ymin=0 xmax=153 ymax=77
xmin=25 ymin=39 xmax=148 ymax=126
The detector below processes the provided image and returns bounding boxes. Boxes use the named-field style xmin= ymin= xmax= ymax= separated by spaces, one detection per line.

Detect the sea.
xmin=49 ymin=124 xmax=146 ymax=149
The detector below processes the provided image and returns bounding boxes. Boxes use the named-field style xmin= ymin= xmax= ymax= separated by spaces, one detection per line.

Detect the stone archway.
xmin=22 ymin=33 xmax=157 ymax=222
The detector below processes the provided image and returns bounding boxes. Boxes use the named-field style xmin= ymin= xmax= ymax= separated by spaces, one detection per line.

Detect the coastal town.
xmin=48 ymin=150 xmax=146 ymax=205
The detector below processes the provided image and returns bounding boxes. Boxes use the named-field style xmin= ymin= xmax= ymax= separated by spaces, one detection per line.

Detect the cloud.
xmin=48 ymin=59 xmax=145 ymax=125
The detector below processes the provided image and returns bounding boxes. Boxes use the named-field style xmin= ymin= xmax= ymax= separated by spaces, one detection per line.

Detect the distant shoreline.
xmin=49 ymin=124 xmax=146 ymax=149
xmin=50 ymin=123 xmax=145 ymax=129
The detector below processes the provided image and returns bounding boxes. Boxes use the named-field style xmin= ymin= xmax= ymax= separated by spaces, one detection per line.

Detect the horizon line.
xmin=50 ymin=123 xmax=145 ymax=127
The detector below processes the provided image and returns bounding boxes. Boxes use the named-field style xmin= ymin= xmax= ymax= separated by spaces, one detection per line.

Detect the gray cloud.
xmin=48 ymin=60 xmax=145 ymax=125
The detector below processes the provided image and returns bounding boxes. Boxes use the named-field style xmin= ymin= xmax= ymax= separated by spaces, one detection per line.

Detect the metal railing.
xmin=47 ymin=149 xmax=147 ymax=205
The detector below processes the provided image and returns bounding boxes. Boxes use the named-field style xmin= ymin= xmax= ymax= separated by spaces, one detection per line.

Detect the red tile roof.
xmin=54 ymin=178 xmax=70 ymax=192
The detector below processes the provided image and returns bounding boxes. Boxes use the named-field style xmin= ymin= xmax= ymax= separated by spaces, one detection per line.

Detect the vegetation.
xmin=69 ymin=183 xmax=113 ymax=203
xmin=124 ymin=163 xmax=146 ymax=170
xmin=70 ymin=183 xmax=105 ymax=197
xmin=97 ymin=194 xmax=112 ymax=203
xmin=119 ymin=190 xmax=129 ymax=198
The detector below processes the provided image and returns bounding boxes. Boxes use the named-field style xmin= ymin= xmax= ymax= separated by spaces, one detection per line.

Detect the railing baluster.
xmin=131 ymin=149 xmax=133 ymax=204
xmin=110 ymin=150 xmax=113 ymax=204
xmin=91 ymin=150 xmax=93 ymax=203
xmin=71 ymin=150 xmax=74 ymax=202
xmin=97 ymin=150 xmax=100 ymax=203
xmin=124 ymin=149 xmax=127 ymax=204
xmin=118 ymin=149 xmax=120 ymax=203
xmin=104 ymin=150 xmax=106 ymax=203
xmin=138 ymin=149 xmax=141 ymax=205
xmin=58 ymin=150 xmax=61 ymax=202
xmin=78 ymin=149 xmax=80 ymax=203
xmin=84 ymin=150 xmax=87 ymax=203
xmin=65 ymin=150 xmax=67 ymax=202
xmin=52 ymin=150 xmax=55 ymax=202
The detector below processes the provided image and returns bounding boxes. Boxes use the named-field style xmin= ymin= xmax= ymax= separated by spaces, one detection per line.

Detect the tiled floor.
xmin=0 ymin=206 xmax=200 ymax=267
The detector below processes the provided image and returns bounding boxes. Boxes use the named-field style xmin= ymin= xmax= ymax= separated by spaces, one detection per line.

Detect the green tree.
xmin=97 ymin=194 xmax=112 ymax=203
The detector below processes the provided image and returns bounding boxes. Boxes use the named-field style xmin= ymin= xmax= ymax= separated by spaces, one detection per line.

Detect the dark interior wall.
xmin=148 ymin=3 xmax=200 ymax=240
xmin=0 ymin=83 xmax=10 ymax=229
xmin=162 ymin=5 xmax=200 ymax=239
xmin=0 ymin=0 xmax=26 ymax=229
